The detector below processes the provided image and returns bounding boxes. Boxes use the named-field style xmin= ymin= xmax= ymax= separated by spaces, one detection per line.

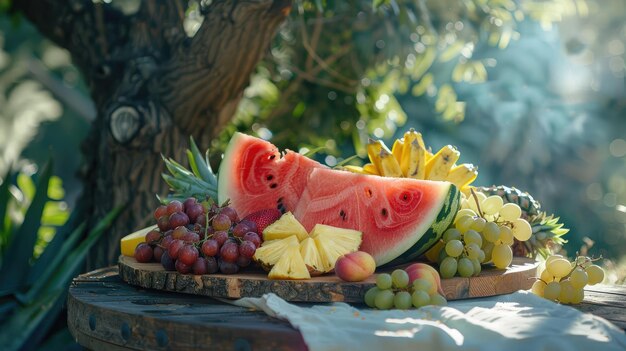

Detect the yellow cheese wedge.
xmin=120 ymin=225 xmax=158 ymax=257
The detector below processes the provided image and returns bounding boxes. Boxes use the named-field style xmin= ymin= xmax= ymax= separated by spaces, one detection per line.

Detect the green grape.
xmin=394 ymin=291 xmax=413 ymax=310
xmin=477 ymin=249 xmax=486 ymax=263
xmin=391 ymin=269 xmax=410 ymax=289
xmin=470 ymin=217 xmax=486 ymax=232
xmin=465 ymin=243 xmax=481 ymax=260
xmin=544 ymin=281 xmax=561 ymax=301
xmin=482 ymin=242 xmax=494 ymax=262
xmin=374 ymin=289 xmax=395 ymax=310
xmin=546 ymin=258 xmax=572 ymax=279
xmin=456 ymin=209 xmax=477 ymax=219
xmin=546 ymin=254 xmax=564 ymax=267
xmin=439 ymin=257 xmax=458 ymax=279
xmin=499 ymin=203 xmax=522 ymax=221
xmin=471 ymin=258 xmax=482 ymax=276
xmin=492 ymin=244 xmax=513 ymax=269
xmin=457 ymin=257 xmax=474 ymax=277
xmin=455 ymin=215 xmax=474 ymax=233
xmin=540 ymin=268 xmax=554 ymax=283
xmin=438 ymin=247 xmax=449 ymax=264
xmin=531 ymin=280 xmax=546 ymax=297
xmin=559 ymin=281 xmax=575 ymax=304
xmin=463 ymin=230 xmax=483 ymax=247
xmin=445 ymin=240 xmax=464 ymax=258
xmin=586 ymin=265 xmax=605 ymax=285
xmin=468 ymin=192 xmax=487 ymax=213
xmin=376 ymin=273 xmax=393 ymax=290
xmin=429 ymin=293 xmax=447 ymax=306
xmin=570 ymin=268 xmax=588 ymax=289
xmin=482 ymin=222 xmax=500 ymax=243
xmin=412 ymin=290 xmax=430 ymax=308
xmin=511 ymin=218 xmax=532 ymax=241
xmin=443 ymin=228 xmax=462 ymax=242
xmin=481 ymin=196 xmax=504 ymax=216
xmin=412 ymin=278 xmax=433 ymax=293
xmin=498 ymin=226 xmax=514 ymax=246
xmin=571 ymin=287 xmax=585 ymax=304
xmin=364 ymin=287 xmax=380 ymax=308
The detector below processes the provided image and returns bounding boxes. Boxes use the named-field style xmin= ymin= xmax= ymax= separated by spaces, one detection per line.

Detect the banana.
xmin=362 ymin=163 xmax=379 ymax=175
xmin=379 ymin=148 xmax=403 ymax=177
xmin=425 ymin=145 xmax=460 ymax=181
xmin=446 ymin=163 xmax=478 ymax=189
xmin=405 ymin=139 xmax=427 ymax=179
xmin=342 ymin=165 xmax=366 ymax=174
xmin=366 ymin=139 xmax=388 ymax=175
xmin=391 ymin=138 xmax=404 ymax=166
xmin=401 ymin=129 xmax=428 ymax=176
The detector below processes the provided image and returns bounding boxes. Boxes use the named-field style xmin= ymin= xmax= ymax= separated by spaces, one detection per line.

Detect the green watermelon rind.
xmin=383 ymin=184 xmax=460 ymax=267
xmin=217 ymin=132 xmax=245 ymax=206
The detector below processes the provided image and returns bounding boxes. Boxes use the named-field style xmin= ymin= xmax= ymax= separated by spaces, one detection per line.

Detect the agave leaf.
xmin=0 ymin=168 xmax=12 ymax=246
xmin=333 ymin=155 xmax=361 ymax=168
xmin=304 ymin=146 xmax=327 ymax=157
xmin=0 ymin=300 xmax=17 ymax=324
xmin=189 ymin=137 xmax=217 ymax=185
xmin=0 ymin=161 xmax=52 ymax=296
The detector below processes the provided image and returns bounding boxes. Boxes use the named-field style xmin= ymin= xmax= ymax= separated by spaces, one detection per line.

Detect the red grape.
xmin=134 ymin=243 xmax=153 ymax=263
xmin=182 ymin=231 xmax=200 ymax=243
xmin=232 ymin=222 xmax=250 ymax=238
xmin=212 ymin=214 xmax=231 ymax=231
xmin=218 ymin=258 xmax=239 ymax=274
xmin=186 ymin=204 xmax=204 ymax=223
xmin=183 ymin=197 xmax=197 ymax=211
xmin=192 ymin=257 xmax=208 ymax=275
xmin=220 ymin=241 xmax=239 ymax=263
xmin=167 ymin=200 xmax=184 ymax=215
xmin=178 ymin=244 xmax=199 ymax=266
xmin=240 ymin=219 xmax=257 ymax=234
xmin=145 ymin=230 xmax=161 ymax=244
xmin=160 ymin=235 xmax=174 ymax=249
xmin=195 ymin=214 xmax=207 ymax=227
xmin=161 ymin=251 xmax=176 ymax=271
xmin=172 ymin=226 xmax=188 ymax=239
xmin=206 ymin=256 xmax=218 ymax=273
xmin=175 ymin=260 xmax=191 ymax=274
xmin=212 ymin=231 xmax=229 ymax=246
xmin=168 ymin=239 xmax=184 ymax=259
xmin=201 ymin=239 xmax=219 ymax=257
xmin=154 ymin=205 xmax=168 ymax=220
xmin=153 ymin=246 xmax=164 ymax=262
xmin=243 ymin=232 xmax=261 ymax=248
xmin=157 ymin=216 xmax=170 ymax=231
xmin=239 ymin=241 xmax=256 ymax=258
xmin=169 ymin=212 xmax=190 ymax=228
xmin=220 ymin=207 xmax=239 ymax=223
xmin=236 ymin=256 xmax=251 ymax=268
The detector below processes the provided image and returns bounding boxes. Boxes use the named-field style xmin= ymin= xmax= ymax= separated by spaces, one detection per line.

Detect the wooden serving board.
xmin=119 ymin=255 xmax=538 ymax=303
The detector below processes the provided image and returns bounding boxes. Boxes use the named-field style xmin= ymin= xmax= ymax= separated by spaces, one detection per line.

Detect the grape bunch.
xmin=133 ymin=198 xmax=262 ymax=275
xmin=364 ymin=269 xmax=447 ymax=310
xmin=436 ymin=191 xmax=533 ymax=278
xmin=531 ymin=254 xmax=605 ymax=304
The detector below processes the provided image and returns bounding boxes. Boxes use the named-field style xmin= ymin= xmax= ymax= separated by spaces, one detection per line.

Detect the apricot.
xmin=335 ymin=251 xmax=376 ymax=282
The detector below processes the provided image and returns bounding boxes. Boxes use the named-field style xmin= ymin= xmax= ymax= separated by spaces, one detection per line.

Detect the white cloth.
xmin=234 ymin=290 xmax=626 ymax=351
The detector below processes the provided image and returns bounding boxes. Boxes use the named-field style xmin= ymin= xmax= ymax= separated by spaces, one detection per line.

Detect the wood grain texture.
xmin=119 ymin=255 xmax=538 ymax=302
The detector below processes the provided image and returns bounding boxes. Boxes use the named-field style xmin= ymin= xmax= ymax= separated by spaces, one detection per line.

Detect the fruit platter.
xmin=119 ymin=130 xmax=604 ymax=308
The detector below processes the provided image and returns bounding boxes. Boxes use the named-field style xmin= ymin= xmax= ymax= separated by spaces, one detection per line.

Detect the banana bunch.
xmin=344 ymin=129 xmax=478 ymax=191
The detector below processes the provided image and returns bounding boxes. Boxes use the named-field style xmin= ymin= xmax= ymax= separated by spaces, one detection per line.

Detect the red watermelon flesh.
xmin=218 ymin=132 xmax=326 ymax=218
xmin=293 ymin=168 xmax=454 ymax=265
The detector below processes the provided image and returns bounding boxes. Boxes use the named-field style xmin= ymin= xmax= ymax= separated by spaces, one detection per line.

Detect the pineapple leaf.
xmin=188 ymin=137 xmax=217 ymax=186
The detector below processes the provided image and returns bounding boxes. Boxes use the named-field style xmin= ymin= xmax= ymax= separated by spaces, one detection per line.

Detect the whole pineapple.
xmin=477 ymin=185 xmax=568 ymax=259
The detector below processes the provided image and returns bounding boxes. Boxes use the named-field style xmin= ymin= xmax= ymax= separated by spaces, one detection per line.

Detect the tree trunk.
xmin=15 ymin=0 xmax=292 ymax=268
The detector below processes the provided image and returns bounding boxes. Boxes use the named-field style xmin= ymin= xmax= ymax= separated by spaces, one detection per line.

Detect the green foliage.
xmin=0 ymin=164 xmax=122 ymax=351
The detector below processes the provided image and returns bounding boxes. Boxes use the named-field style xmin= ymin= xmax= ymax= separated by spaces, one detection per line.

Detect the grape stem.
xmin=470 ymin=188 xmax=485 ymax=218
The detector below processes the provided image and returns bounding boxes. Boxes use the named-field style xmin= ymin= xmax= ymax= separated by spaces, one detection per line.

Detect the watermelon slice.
xmin=218 ymin=133 xmax=326 ymax=218
xmin=218 ymin=132 xmax=459 ymax=266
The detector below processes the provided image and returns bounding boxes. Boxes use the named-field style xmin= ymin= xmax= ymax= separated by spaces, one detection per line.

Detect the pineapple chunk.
xmin=268 ymin=246 xmax=311 ymax=280
xmin=253 ymin=235 xmax=299 ymax=266
xmin=262 ymin=212 xmax=309 ymax=242
xmin=299 ymin=237 xmax=325 ymax=275
xmin=310 ymin=224 xmax=362 ymax=272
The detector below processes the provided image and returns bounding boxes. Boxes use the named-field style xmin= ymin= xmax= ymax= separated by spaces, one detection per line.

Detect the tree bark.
xmin=15 ymin=0 xmax=292 ymax=268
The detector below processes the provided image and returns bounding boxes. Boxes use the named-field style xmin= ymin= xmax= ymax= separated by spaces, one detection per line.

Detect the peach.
xmin=335 ymin=251 xmax=376 ymax=282
xmin=405 ymin=263 xmax=444 ymax=295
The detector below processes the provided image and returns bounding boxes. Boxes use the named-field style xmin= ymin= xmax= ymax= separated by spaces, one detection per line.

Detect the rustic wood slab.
xmin=118 ymin=255 xmax=538 ymax=302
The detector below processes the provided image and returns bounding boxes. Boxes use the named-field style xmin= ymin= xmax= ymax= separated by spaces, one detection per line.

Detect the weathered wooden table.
xmin=68 ymin=266 xmax=626 ymax=351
